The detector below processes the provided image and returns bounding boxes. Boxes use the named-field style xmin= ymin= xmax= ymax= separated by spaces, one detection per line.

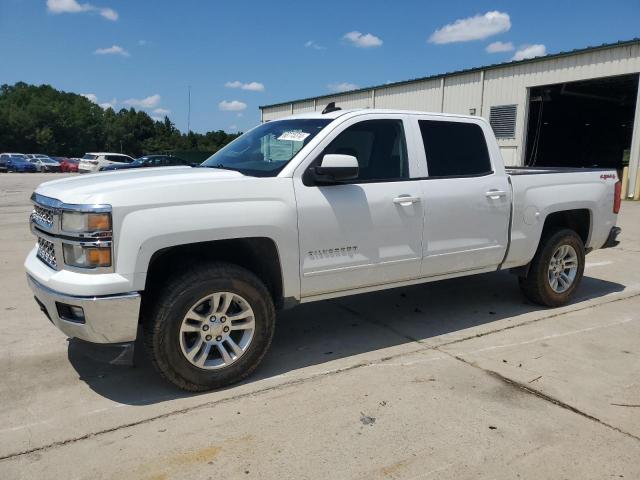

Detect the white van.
xmin=78 ymin=152 xmax=135 ymax=173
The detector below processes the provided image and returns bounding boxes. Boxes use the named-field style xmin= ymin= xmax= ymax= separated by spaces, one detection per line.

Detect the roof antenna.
xmin=322 ymin=102 xmax=341 ymax=114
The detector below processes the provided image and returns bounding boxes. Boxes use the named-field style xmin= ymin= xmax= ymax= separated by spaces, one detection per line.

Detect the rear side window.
xmin=82 ymin=154 xmax=97 ymax=160
xmin=323 ymin=119 xmax=409 ymax=182
xmin=418 ymin=120 xmax=492 ymax=177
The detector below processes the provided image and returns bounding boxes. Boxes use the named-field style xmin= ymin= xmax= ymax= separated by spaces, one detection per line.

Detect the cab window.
xmin=418 ymin=120 xmax=492 ymax=177
xmin=322 ymin=119 xmax=408 ymax=182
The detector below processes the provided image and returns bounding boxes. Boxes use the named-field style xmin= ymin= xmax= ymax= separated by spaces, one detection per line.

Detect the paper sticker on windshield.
xmin=278 ymin=131 xmax=310 ymax=142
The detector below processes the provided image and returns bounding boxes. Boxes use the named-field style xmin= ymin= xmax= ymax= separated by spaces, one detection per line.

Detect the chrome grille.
xmin=37 ymin=237 xmax=57 ymax=269
xmin=33 ymin=205 xmax=55 ymax=229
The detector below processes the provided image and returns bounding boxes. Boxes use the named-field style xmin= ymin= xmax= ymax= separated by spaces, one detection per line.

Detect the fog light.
xmin=56 ymin=303 xmax=86 ymax=324
xmin=70 ymin=306 xmax=85 ymax=320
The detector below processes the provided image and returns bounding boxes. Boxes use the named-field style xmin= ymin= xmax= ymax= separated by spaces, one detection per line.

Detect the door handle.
xmin=485 ymin=189 xmax=507 ymax=200
xmin=393 ymin=195 xmax=421 ymax=206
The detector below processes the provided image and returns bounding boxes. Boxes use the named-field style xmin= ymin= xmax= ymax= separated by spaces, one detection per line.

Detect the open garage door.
xmin=525 ymin=74 xmax=638 ymax=169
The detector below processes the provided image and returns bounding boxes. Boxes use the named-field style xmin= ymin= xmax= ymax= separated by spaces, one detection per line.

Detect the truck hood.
xmin=35 ymin=166 xmax=247 ymax=206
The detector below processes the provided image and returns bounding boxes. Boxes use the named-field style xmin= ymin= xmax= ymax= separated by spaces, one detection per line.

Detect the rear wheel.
xmin=144 ymin=262 xmax=276 ymax=391
xmin=519 ymin=229 xmax=585 ymax=307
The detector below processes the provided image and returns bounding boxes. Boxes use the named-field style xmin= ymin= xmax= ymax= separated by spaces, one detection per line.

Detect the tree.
xmin=0 ymin=82 xmax=241 ymax=157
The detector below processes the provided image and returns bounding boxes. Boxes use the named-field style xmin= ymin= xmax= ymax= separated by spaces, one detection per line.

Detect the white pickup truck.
xmin=25 ymin=107 xmax=622 ymax=391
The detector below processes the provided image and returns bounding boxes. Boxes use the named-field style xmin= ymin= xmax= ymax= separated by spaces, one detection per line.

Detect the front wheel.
xmin=144 ymin=262 xmax=276 ymax=391
xmin=519 ymin=229 xmax=585 ymax=307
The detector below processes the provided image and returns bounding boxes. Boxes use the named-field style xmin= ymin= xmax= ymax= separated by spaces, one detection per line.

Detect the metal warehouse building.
xmin=260 ymin=38 xmax=640 ymax=197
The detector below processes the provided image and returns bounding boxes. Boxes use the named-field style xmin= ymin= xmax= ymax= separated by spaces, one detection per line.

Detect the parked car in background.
xmin=28 ymin=156 xmax=61 ymax=172
xmin=26 ymin=154 xmax=54 ymax=161
xmin=1 ymin=153 xmax=28 ymax=172
xmin=78 ymin=152 xmax=135 ymax=173
xmin=59 ymin=158 xmax=80 ymax=173
xmin=100 ymin=155 xmax=192 ymax=171
xmin=7 ymin=156 xmax=38 ymax=172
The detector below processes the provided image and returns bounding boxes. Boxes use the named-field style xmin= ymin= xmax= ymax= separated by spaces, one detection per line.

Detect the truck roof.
xmin=281 ymin=108 xmax=485 ymax=122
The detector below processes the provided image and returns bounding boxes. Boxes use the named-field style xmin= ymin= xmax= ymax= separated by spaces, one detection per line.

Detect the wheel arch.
xmin=143 ymin=237 xmax=285 ymax=309
xmin=512 ymin=208 xmax=591 ymax=278
xmin=540 ymin=208 xmax=591 ymax=246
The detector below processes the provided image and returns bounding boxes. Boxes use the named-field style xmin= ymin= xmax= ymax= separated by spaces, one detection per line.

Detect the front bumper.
xmin=27 ymin=275 xmax=141 ymax=343
xmin=602 ymin=226 xmax=621 ymax=249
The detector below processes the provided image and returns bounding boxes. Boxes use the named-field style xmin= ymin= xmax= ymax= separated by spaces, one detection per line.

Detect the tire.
xmin=519 ymin=228 xmax=585 ymax=307
xmin=143 ymin=261 xmax=276 ymax=391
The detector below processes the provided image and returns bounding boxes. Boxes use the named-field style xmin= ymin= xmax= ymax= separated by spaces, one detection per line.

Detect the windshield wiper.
xmin=204 ymin=163 xmax=238 ymax=171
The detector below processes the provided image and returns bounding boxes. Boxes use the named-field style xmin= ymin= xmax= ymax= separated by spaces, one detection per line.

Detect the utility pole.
xmin=187 ymin=85 xmax=191 ymax=135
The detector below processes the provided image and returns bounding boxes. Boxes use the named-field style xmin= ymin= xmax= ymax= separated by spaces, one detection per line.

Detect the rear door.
xmin=414 ymin=116 xmax=511 ymax=276
xmin=293 ymin=115 xmax=425 ymax=297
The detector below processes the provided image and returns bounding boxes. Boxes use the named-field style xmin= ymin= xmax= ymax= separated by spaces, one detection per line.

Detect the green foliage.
xmin=0 ymin=82 xmax=241 ymax=157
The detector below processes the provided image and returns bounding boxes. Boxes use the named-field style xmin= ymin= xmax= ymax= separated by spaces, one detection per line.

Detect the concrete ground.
xmin=0 ymin=173 xmax=639 ymax=479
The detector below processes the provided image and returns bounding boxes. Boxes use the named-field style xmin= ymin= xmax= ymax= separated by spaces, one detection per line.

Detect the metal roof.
xmin=260 ymin=37 xmax=640 ymax=110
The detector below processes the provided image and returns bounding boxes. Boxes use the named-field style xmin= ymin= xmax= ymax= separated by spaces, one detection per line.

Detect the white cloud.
xmin=429 ymin=11 xmax=511 ymax=44
xmin=81 ymin=93 xmax=98 ymax=103
xmin=343 ymin=31 xmax=383 ymax=48
xmin=94 ymin=45 xmax=129 ymax=56
xmin=511 ymin=44 xmax=546 ymax=61
xmin=486 ymin=41 xmax=514 ymax=53
xmin=224 ymin=81 xmax=265 ymax=92
xmin=81 ymin=93 xmax=115 ymax=109
xmin=305 ymin=40 xmax=326 ymax=50
xmin=219 ymin=100 xmax=247 ymax=112
xmin=153 ymin=108 xmax=171 ymax=115
xmin=98 ymin=7 xmax=117 ymax=20
xmin=46 ymin=0 xmax=118 ymax=21
xmin=123 ymin=94 xmax=161 ymax=108
xmin=328 ymin=82 xmax=359 ymax=93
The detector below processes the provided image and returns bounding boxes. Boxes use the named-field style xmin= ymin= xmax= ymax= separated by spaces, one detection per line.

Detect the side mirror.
xmin=314 ymin=154 xmax=359 ymax=184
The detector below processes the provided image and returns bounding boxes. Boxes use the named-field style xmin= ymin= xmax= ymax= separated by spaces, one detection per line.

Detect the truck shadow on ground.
xmin=67 ymin=271 xmax=625 ymax=405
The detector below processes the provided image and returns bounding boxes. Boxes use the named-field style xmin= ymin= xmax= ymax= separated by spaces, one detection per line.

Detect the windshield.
xmin=201 ymin=119 xmax=332 ymax=177
xmin=41 ymin=157 xmax=57 ymax=163
xmin=82 ymin=154 xmax=98 ymax=160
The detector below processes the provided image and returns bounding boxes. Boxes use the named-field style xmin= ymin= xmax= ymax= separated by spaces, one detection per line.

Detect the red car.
xmin=59 ymin=158 xmax=80 ymax=173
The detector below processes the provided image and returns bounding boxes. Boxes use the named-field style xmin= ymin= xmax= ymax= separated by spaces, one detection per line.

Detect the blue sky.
xmin=1 ymin=0 xmax=639 ymax=133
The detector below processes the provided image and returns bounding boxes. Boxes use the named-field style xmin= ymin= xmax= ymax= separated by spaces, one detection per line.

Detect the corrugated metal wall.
xmin=293 ymin=100 xmax=315 ymax=114
xmin=374 ymin=78 xmax=441 ymax=110
xmin=442 ymin=71 xmax=482 ymax=114
xmin=261 ymin=43 xmax=640 ymax=169
xmin=262 ymin=103 xmax=292 ymax=122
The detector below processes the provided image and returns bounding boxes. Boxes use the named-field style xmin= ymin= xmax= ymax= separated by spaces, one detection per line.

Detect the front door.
xmin=294 ymin=118 xmax=425 ymax=297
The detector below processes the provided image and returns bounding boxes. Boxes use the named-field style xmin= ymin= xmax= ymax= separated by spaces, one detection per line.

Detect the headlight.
xmin=61 ymin=212 xmax=111 ymax=233
xmin=63 ymin=244 xmax=112 ymax=268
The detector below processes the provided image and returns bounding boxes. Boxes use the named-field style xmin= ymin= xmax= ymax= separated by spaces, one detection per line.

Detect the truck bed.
xmin=502 ymin=165 xmax=618 ymax=269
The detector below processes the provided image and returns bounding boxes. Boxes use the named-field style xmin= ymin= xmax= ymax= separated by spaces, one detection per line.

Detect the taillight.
xmin=614 ymin=181 xmax=621 ymax=214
